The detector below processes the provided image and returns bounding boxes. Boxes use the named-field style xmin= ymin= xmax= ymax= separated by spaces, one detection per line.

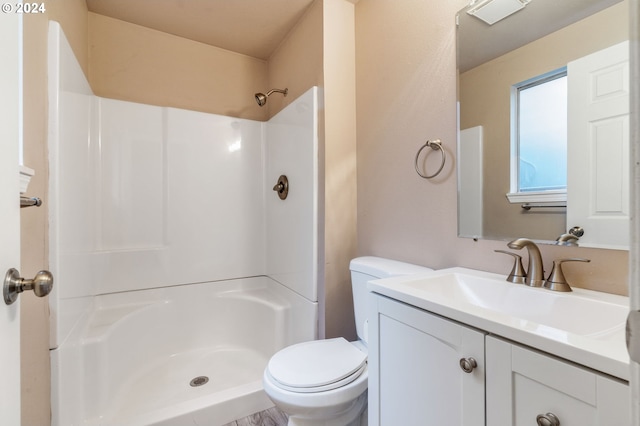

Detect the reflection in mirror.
xmin=457 ymin=0 xmax=630 ymax=250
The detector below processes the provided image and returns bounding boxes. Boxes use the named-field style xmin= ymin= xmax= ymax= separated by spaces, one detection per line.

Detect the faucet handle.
xmin=494 ymin=250 xmax=527 ymax=284
xmin=543 ymin=258 xmax=591 ymax=292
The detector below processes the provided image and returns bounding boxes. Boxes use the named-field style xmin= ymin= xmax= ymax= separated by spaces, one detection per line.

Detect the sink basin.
xmin=400 ymin=270 xmax=627 ymax=338
xmin=368 ymin=267 xmax=630 ymax=380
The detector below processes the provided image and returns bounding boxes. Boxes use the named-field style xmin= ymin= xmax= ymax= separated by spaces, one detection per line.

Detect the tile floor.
xmin=222 ymin=407 xmax=288 ymax=426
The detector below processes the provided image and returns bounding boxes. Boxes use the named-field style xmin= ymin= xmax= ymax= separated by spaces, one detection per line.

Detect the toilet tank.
xmin=350 ymin=257 xmax=432 ymax=345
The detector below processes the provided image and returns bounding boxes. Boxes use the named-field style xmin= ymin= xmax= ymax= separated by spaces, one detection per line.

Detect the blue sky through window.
xmin=518 ymin=74 xmax=567 ymax=192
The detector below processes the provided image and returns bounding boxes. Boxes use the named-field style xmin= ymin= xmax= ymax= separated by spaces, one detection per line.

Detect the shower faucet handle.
xmin=272 ymin=175 xmax=289 ymax=200
xmin=494 ymin=250 xmax=526 ymax=284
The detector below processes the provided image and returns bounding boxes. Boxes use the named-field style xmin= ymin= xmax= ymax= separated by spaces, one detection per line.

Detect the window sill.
xmin=506 ymin=190 xmax=566 ymax=204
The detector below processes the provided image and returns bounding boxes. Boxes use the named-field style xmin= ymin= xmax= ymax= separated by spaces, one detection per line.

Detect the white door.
xmin=487 ymin=336 xmax=629 ymax=425
xmin=368 ymin=295 xmax=485 ymax=426
xmin=567 ymin=41 xmax=629 ymax=249
xmin=0 ymin=9 xmax=23 ymax=426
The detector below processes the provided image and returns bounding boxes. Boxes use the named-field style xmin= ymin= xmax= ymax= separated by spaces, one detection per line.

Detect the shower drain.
xmin=190 ymin=376 xmax=209 ymax=387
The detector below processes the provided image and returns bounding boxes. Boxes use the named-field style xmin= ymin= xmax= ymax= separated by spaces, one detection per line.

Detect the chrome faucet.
xmin=555 ymin=233 xmax=579 ymax=246
xmin=507 ymin=238 xmax=545 ymax=287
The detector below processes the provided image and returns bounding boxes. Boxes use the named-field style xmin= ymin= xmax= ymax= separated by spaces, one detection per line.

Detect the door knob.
xmin=3 ymin=268 xmax=54 ymax=305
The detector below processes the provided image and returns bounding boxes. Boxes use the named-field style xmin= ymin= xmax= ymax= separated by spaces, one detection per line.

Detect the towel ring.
xmin=415 ymin=139 xmax=445 ymax=179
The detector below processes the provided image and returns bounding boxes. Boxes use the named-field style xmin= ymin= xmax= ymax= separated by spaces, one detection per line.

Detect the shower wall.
xmin=266 ymin=99 xmax=321 ymax=302
xmin=85 ymin=1 xmax=358 ymax=340
xmin=48 ymin=22 xmax=319 ymax=348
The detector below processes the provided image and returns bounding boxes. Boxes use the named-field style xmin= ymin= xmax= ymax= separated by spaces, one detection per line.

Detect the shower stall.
xmin=48 ymin=22 xmax=320 ymax=426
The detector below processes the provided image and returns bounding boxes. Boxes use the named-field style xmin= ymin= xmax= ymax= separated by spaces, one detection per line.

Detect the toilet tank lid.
xmin=349 ymin=256 xmax=432 ymax=279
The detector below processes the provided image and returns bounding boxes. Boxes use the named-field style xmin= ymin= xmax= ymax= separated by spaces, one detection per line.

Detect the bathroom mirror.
xmin=456 ymin=0 xmax=630 ymax=250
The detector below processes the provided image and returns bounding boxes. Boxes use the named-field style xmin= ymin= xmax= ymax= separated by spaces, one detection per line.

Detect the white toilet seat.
xmin=267 ymin=337 xmax=367 ymax=393
xmin=266 ymin=362 xmax=366 ymax=393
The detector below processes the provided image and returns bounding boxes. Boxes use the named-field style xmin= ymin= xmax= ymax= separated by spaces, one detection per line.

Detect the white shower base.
xmin=101 ymin=347 xmax=267 ymax=426
xmin=51 ymin=276 xmax=316 ymax=426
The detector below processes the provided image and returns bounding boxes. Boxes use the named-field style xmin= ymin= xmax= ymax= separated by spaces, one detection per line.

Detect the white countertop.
xmin=368 ymin=267 xmax=630 ymax=381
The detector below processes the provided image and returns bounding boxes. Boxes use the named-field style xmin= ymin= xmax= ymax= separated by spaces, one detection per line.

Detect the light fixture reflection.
xmin=228 ymin=139 xmax=242 ymax=152
xmin=466 ymin=0 xmax=532 ymax=25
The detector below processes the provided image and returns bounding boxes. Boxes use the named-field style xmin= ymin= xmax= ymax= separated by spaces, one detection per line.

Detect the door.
xmin=487 ymin=336 xmax=629 ymax=425
xmin=567 ymin=41 xmax=630 ymax=249
xmin=631 ymin=0 xmax=640 ymax=422
xmin=0 ymin=8 xmax=22 ymax=426
xmin=368 ymin=294 xmax=485 ymax=426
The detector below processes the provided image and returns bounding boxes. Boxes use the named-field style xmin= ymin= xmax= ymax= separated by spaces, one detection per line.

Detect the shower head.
xmin=255 ymin=93 xmax=268 ymax=106
xmin=254 ymin=88 xmax=288 ymax=107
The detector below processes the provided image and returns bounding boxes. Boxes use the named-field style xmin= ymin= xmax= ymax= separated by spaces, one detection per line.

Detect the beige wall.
xmin=88 ymin=13 xmax=269 ymax=121
xmin=321 ymin=0 xmax=357 ymax=340
xmin=355 ymin=0 xmax=629 ymax=297
xmin=460 ymin=2 xmax=629 ymax=241
xmin=266 ymin=0 xmax=323 ymax=117
xmin=355 ymin=0 xmax=466 ymax=264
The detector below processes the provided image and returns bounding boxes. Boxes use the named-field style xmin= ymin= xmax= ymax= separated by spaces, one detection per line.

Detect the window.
xmin=507 ymin=68 xmax=567 ymax=203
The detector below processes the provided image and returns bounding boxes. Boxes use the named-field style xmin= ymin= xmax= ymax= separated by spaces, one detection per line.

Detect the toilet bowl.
xmin=263 ymin=338 xmax=368 ymax=426
xmin=263 ymin=257 xmax=432 ymax=426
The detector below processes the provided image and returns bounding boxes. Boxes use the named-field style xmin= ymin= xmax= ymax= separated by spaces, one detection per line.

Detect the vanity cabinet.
xmin=369 ymin=293 xmax=630 ymax=426
xmin=486 ymin=336 xmax=630 ymax=426
xmin=368 ymin=294 xmax=485 ymax=426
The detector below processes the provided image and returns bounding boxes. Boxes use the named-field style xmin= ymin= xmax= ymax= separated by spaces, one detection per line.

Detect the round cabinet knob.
xmin=459 ymin=357 xmax=477 ymax=373
xmin=536 ymin=412 xmax=560 ymax=426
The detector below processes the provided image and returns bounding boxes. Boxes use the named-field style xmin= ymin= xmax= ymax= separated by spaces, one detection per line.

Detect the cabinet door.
xmin=368 ymin=294 xmax=485 ymax=426
xmin=486 ymin=335 xmax=629 ymax=426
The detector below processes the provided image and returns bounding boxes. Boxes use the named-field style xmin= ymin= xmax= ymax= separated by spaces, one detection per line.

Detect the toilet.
xmin=263 ymin=256 xmax=433 ymax=426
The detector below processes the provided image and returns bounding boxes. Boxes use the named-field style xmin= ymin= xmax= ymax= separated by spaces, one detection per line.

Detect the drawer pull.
xmin=459 ymin=357 xmax=477 ymax=373
xmin=536 ymin=412 xmax=560 ymax=426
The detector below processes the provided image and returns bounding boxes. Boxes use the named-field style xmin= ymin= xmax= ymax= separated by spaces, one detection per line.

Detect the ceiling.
xmin=457 ymin=0 xmax=622 ymax=72
xmin=85 ymin=0 xmax=316 ymax=60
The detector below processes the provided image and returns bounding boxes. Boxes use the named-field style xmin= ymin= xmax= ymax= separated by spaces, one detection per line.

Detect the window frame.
xmin=507 ymin=67 xmax=568 ymax=204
